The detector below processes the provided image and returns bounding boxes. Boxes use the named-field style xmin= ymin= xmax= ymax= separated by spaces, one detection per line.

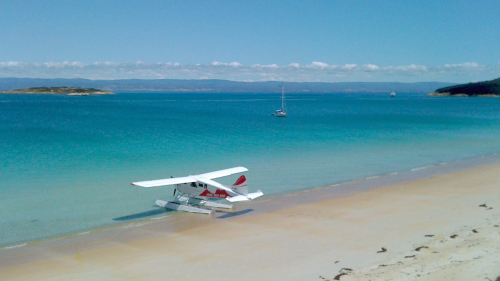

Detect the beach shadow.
xmin=217 ymin=209 xmax=254 ymax=219
xmin=113 ymin=208 xmax=170 ymax=221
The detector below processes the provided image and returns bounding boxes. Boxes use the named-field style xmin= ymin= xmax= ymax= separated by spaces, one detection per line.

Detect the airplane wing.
xmin=132 ymin=176 xmax=196 ymax=188
xmin=131 ymin=167 xmax=248 ymax=189
xmin=191 ymin=176 xmax=243 ymax=197
xmin=199 ymin=167 xmax=248 ymax=180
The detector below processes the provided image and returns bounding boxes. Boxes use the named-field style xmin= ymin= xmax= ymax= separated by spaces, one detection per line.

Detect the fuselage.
xmin=177 ymin=182 xmax=232 ymax=199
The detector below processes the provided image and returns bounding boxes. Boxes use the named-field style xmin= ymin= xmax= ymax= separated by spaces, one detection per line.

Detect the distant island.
xmin=0 ymin=87 xmax=114 ymax=96
xmin=429 ymin=77 xmax=500 ymax=97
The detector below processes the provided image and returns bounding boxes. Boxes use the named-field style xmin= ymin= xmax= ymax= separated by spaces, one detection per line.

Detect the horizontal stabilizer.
xmin=226 ymin=195 xmax=249 ymax=202
xmin=247 ymin=190 xmax=264 ymax=200
xmin=226 ymin=190 xmax=263 ymax=202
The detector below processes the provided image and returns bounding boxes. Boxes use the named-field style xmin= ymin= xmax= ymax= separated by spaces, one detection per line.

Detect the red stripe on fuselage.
xmin=199 ymin=189 xmax=231 ymax=198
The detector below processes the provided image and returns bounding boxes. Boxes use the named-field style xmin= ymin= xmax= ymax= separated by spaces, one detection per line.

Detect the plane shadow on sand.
xmin=113 ymin=207 xmax=253 ymax=221
xmin=217 ymin=209 xmax=254 ymax=219
xmin=113 ymin=207 xmax=172 ymax=221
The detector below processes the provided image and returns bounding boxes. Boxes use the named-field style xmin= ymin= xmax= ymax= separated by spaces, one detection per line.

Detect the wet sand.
xmin=1 ymin=161 xmax=500 ymax=280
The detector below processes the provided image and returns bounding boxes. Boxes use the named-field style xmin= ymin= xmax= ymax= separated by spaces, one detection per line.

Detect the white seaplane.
xmin=131 ymin=167 xmax=263 ymax=215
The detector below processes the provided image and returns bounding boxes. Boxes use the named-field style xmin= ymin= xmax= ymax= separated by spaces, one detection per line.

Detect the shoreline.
xmin=1 ymin=153 xmax=500 ymax=280
xmin=2 ymin=152 xmax=500 ymax=250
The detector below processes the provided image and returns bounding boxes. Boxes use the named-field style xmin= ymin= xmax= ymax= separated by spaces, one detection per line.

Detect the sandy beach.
xmin=1 ymin=161 xmax=500 ymax=281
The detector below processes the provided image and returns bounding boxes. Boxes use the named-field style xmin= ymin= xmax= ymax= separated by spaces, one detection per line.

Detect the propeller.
xmin=171 ymin=176 xmax=177 ymax=196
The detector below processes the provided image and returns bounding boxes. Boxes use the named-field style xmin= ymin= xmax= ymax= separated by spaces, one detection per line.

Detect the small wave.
xmin=365 ymin=175 xmax=381 ymax=180
xmin=3 ymin=243 xmax=27 ymax=249
xmin=151 ymin=216 xmax=168 ymax=220
xmin=411 ymin=166 xmax=428 ymax=171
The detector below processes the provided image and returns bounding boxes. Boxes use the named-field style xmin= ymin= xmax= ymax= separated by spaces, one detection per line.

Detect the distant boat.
xmin=272 ymin=84 xmax=287 ymax=117
xmin=390 ymin=91 xmax=396 ymax=97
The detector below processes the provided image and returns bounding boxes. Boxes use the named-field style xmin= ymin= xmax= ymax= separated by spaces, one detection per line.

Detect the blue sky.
xmin=1 ymin=0 xmax=499 ymax=82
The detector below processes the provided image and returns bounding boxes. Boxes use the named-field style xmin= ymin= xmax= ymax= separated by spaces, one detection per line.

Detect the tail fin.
xmin=232 ymin=175 xmax=248 ymax=195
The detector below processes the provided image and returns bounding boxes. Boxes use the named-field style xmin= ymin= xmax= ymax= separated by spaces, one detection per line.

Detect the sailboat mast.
xmin=281 ymin=83 xmax=285 ymax=111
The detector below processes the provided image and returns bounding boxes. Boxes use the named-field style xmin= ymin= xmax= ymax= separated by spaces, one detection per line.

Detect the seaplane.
xmin=131 ymin=167 xmax=263 ymax=215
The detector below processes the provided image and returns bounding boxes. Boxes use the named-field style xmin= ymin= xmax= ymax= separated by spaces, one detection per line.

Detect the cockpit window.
xmin=190 ymin=182 xmax=197 ymax=187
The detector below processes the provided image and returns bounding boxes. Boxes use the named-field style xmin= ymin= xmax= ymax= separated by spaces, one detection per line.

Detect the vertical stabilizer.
xmin=232 ymin=175 xmax=248 ymax=195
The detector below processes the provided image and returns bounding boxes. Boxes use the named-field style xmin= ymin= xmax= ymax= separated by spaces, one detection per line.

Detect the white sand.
xmin=1 ymin=162 xmax=500 ymax=280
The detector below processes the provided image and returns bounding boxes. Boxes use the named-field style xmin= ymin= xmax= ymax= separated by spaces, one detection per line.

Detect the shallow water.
xmin=1 ymin=92 xmax=500 ymax=246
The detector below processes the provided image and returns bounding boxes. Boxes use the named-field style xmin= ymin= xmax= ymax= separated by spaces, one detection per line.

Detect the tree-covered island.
xmin=429 ymin=77 xmax=500 ymax=97
xmin=0 ymin=87 xmax=114 ymax=95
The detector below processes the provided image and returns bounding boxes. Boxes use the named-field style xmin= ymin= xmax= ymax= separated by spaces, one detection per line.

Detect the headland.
xmin=429 ymin=77 xmax=500 ymax=97
xmin=0 ymin=87 xmax=114 ymax=95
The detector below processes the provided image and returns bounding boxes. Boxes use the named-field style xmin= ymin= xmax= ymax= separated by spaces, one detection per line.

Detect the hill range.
xmin=0 ymin=78 xmax=454 ymax=93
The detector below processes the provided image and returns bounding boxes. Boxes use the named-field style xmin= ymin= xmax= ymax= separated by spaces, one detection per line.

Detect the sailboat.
xmin=273 ymin=83 xmax=287 ymax=117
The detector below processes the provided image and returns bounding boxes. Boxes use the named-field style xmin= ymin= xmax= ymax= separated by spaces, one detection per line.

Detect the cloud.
xmin=1 ymin=61 xmax=499 ymax=83
xmin=342 ymin=64 xmax=357 ymax=70
xmin=362 ymin=64 xmax=380 ymax=71
xmin=250 ymin=63 xmax=279 ymax=68
xmin=444 ymin=62 xmax=480 ymax=68
xmin=211 ymin=61 xmax=242 ymax=67
xmin=0 ymin=61 xmax=24 ymax=67
xmin=309 ymin=61 xmax=329 ymax=68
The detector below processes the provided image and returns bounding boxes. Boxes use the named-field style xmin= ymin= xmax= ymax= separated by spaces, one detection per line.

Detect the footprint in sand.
xmin=479 ymin=204 xmax=493 ymax=209
xmin=333 ymin=268 xmax=353 ymax=280
xmin=334 ymin=273 xmax=347 ymax=280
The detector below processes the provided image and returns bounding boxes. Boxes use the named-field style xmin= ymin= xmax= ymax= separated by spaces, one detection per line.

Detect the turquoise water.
xmin=1 ymin=92 xmax=500 ymax=246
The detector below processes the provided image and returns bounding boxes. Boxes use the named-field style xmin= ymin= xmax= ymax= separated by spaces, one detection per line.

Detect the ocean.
xmin=1 ymin=92 xmax=500 ymax=247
